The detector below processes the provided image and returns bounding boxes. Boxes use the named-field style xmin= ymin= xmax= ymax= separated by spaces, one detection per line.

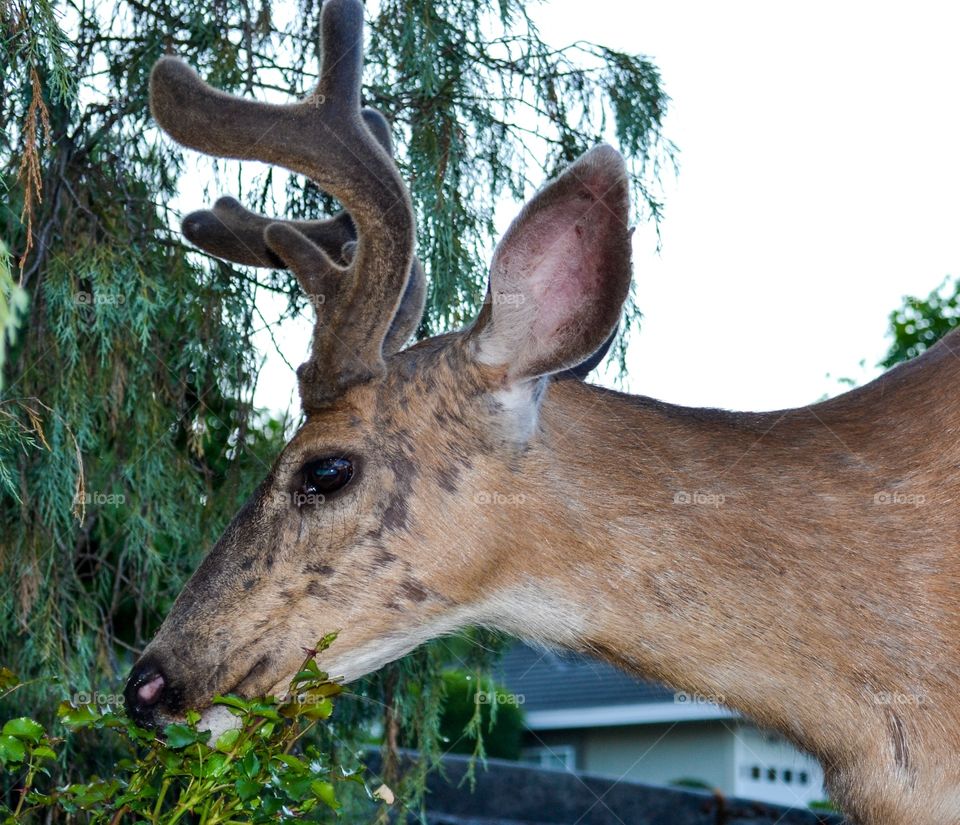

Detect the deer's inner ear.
xmin=471 ymin=144 xmax=632 ymax=385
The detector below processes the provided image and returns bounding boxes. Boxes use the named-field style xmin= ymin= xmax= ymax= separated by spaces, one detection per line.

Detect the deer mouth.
xmin=192 ymin=654 xmax=274 ymax=741
xmin=198 ymin=704 xmax=243 ymax=741
xmin=230 ymin=653 xmax=274 ymax=698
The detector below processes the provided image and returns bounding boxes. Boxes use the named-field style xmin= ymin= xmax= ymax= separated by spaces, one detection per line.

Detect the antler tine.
xmin=149 ymin=0 xmax=416 ymax=409
xmin=179 ymin=110 xmax=395 ymax=269
xmin=181 ymin=198 xmax=356 ymax=269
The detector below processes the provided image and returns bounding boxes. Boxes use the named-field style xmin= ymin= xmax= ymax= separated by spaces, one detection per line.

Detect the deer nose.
xmin=124 ymin=660 xmax=168 ymax=726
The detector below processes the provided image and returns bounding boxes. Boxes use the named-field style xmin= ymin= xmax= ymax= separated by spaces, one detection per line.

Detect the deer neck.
xmin=481 ymin=371 xmax=943 ymax=760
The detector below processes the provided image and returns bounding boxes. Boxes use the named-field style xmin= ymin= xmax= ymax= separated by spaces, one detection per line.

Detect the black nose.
xmin=124 ymin=659 xmax=167 ymax=727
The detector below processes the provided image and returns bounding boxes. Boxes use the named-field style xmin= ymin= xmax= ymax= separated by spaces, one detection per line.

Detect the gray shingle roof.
xmin=495 ymin=641 xmax=675 ymax=713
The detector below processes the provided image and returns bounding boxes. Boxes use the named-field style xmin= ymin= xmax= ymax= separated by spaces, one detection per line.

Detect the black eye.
xmin=300 ymin=457 xmax=354 ymax=498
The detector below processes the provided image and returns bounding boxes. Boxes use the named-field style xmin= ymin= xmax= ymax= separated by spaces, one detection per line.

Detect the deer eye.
xmin=300 ymin=457 xmax=354 ymax=497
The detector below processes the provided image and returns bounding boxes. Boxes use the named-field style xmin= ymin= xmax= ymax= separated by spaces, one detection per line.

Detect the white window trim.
xmin=524 ymin=701 xmax=737 ymax=730
xmin=521 ymin=744 xmax=577 ymax=770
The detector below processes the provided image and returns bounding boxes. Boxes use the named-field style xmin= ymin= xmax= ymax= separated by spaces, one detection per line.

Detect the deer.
xmin=122 ymin=1 xmax=960 ymax=822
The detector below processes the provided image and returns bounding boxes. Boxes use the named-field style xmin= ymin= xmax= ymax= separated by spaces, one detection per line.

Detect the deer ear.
xmin=471 ymin=145 xmax=632 ymax=383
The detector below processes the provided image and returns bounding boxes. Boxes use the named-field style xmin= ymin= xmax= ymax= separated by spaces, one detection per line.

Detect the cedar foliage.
xmin=0 ymin=0 xmax=674 ymax=802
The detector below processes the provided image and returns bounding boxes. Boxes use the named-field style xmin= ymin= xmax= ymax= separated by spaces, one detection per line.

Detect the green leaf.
xmin=301 ymin=698 xmax=334 ymax=720
xmin=257 ymin=721 xmax=276 ymax=738
xmin=312 ymin=780 xmax=339 ymax=810
xmin=31 ymin=746 xmax=57 ymax=761
xmin=277 ymin=771 xmax=314 ymax=802
xmin=290 ymin=660 xmax=322 ymax=686
xmin=57 ymin=702 xmax=101 ymax=729
xmin=212 ymin=695 xmax=250 ymax=713
xmin=261 ymin=792 xmax=283 ymax=816
xmin=2 ymin=717 xmax=44 ymax=742
xmin=246 ymin=701 xmax=280 ymax=721
xmin=199 ymin=752 xmax=229 ymax=778
xmin=163 ymin=722 xmax=199 ymax=749
xmin=241 ymin=752 xmax=260 ymax=777
xmin=235 ymin=777 xmax=261 ymax=802
xmin=0 ymin=734 xmax=26 ymax=764
xmin=67 ymin=779 xmax=121 ymax=809
xmin=272 ymin=753 xmax=306 ymax=770
xmin=214 ymin=727 xmax=240 ymax=752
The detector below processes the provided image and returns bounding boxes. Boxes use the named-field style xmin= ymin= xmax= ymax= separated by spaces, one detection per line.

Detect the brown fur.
xmin=131 ymin=331 xmax=960 ymax=825
xmin=126 ymin=2 xmax=960 ymax=822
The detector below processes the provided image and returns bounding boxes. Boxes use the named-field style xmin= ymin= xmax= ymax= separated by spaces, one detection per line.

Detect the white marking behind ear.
xmin=488 ymin=376 xmax=547 ymax=444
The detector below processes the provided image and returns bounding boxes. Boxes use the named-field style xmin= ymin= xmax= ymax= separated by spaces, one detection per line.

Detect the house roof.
xmin=496 ymin=642 xmax=736 ymax=730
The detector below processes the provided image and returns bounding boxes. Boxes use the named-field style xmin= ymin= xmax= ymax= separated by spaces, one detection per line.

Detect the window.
xmin=521 ymin=745 xmax=576 ymax=771
xmin=734 ymin=727 xmax=826 ymax=807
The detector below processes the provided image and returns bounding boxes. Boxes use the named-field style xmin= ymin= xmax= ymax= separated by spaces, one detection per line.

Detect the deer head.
xmin=120 ymin=9 xmax=960 ymax=823
xmin=124 ymin=0 xmax=631 ymax=730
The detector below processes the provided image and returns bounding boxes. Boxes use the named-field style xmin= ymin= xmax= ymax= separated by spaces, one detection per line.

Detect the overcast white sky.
xmin=248 ymin=0 xmax=960 ymax=414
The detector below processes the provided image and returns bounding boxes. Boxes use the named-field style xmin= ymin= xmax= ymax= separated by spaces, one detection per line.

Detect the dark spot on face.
xmin=240 ymin=557 xmax=254 ymax=571
xmin=385 ymin=600 xmax=402 ymax=611
xmin=306 ymin=580 xmax=329 ymax=599
xmin=387 ymin=451 xmax=418 ymax=485
xmin=383 ymin=494 xmax=408 ymax=531
xmin=280 ymin=588 xmax=296 ymax=603
xmin=265 ymin=555 xmax=274 ymax=569
xmin=436 ymin=465 xmax=460 ymax=494
xmin=243 ymin=578 xmax=256 ymax=591
xmin=303 ymin=562 xmax=335 ymax=576
xmin=373 ymin=548 xmax=397 ymax=568
xmin=400 ymin=579 xmax=429 ymax=603
xmin=349 ymin=415 xmax=361 ymax=429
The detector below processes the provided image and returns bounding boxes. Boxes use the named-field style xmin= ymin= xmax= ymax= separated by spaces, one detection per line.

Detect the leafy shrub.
xmin=0 ymin=636 xmax=392 ymax=823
